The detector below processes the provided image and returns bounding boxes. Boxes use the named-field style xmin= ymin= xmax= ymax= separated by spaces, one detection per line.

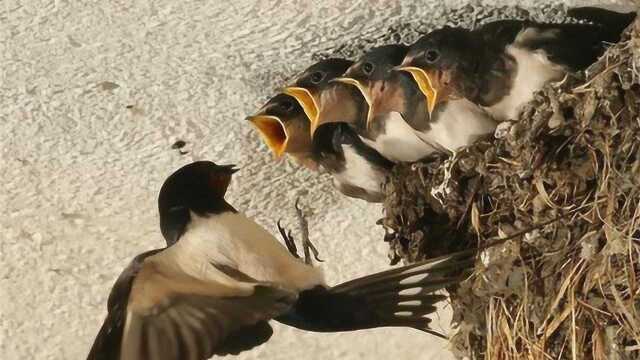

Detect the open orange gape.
xmin=330 ymin=77 xmax=374 ymax=129
xmin=247 ymin=115 xmax=288 ymax=157
xmin=282 ymin=87 xmax=319 ymax=135
xmin=396 ymin=66 xmax=442 ymax=116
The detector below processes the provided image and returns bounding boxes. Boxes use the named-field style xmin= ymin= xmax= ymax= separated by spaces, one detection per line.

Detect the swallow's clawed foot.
xmin=277 ymin=219 xmax=300 ymax=259
xmin=275 ymin=199 xmax=323 ymax=264
xmin=294 ymin=198 xmax=323 ymax=265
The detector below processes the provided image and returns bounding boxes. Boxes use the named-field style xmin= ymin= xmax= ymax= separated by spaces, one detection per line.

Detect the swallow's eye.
xmin=310 ymin=72 xmax=324 ymax=84
xmin=280 ymin=100 xmax=295 ymax=112
xmin=425 ymin=49 xmax=440 ymax=63
xmin=362 ymin=62 xmax=374 ymax=75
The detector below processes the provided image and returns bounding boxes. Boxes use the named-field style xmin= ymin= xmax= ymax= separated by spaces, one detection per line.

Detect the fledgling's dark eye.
xmin=362 ymin=62 xmax=374 ymax=75
xmin=310 ymin=72 xmax=324 ymax=84
xmin=280 ymin=100 xmax=295 ymax=112
xmin=424 ymin=49 xmax=440 ymax=63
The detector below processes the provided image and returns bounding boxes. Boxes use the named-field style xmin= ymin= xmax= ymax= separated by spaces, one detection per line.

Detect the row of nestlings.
xmin=246 ymin=7 xmax=635 ymax=202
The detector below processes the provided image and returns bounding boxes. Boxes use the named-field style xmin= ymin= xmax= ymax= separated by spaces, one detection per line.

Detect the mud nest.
xmin=381 ymin=16 xmax=640 ymax=360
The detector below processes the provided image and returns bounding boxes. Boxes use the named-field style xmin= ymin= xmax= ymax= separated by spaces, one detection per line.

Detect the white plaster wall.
xmin=0 ymin=0 xmax=630 ymax=359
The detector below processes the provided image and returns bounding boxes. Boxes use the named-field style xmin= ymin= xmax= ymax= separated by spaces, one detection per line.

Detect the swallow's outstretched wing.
xmin=87 ymin=252 xmax=297 ymax=360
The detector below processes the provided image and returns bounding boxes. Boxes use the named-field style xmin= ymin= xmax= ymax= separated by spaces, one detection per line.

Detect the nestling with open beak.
xmin=334 ymin=44 xmax=496 ymax=159
xmin=400 ymin=6 xmax=636 ymax=121
xmin=250 ymin=92 xmax=392 ymax=202
xmin=336 ymin=45 xmax=496 ymax=162
xmin=248 ymin=58 xmax=393 ymax=202
xmin=248 ymin=58 xmax=355 ymax=169
xmin=87 ymin=161 xmax=477 ymax=359
xmin=331 ymin=44 xmax=437 ymax=162
xmin=281 ymin=58 xmax=355 ymax=136
xmin=247 ymin=93 xmax=318 ymax=170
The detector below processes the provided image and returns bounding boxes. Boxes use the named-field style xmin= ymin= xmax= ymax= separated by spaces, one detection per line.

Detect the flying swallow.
xmin=87 ymin=161 xmax=475 ymax=359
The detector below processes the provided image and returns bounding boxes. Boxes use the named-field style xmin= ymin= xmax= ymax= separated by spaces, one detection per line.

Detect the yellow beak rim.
xmin=247 ymin=115 xmax=288 ymax=158
xmin=282 ymin=87 xmax=319 ymax=134
xmin=331 ymin=77 xmax=374 ymax=129
xmin=397 ymin=66 xmax=439 ymax=116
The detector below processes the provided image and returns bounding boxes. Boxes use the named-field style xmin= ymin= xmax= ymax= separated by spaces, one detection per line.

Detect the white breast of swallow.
xmin=160 ymin=211 xmax=325 ymax=290
xmin=487 ymin=28 xmax=566 ymax=121
xmin=421 ymin=99 xmax=497 ymax=151
xmin=362 ymin=112 xmax=435 ymax=162
xmin=336 ymin=144 xmax=385 ymax=194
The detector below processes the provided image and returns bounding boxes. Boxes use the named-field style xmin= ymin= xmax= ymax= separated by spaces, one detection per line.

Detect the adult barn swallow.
xmin=247 ymin=93 xmax=318 ymax=170
xmin=400 ymin=7 xmax=636 ymax=121
xmin=333 ymin=44 xmax=496 ymax=161
xmin=88 ymin=161 xmax=474 ymax=359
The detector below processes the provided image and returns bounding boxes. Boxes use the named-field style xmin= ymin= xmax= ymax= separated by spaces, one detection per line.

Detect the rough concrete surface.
xmin=0 ymin=0 xmax=631 ymax=359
